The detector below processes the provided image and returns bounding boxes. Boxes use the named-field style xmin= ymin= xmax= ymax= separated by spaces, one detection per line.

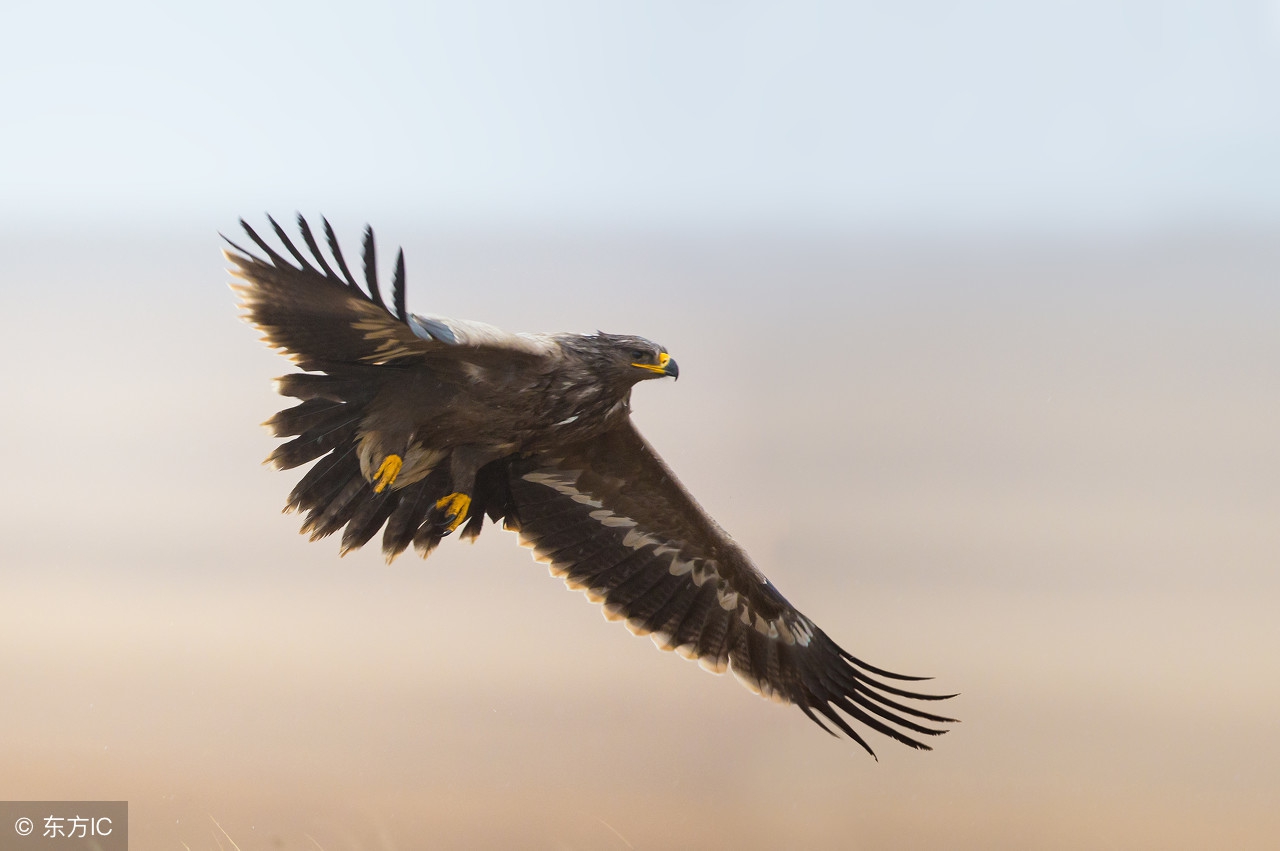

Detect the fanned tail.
xmin=261 ymin=368 xmax=488 ymax=561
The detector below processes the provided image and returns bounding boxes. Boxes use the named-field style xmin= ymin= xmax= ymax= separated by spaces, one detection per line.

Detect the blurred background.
xmin=2 ymin=2 xmax=1278 ymax=848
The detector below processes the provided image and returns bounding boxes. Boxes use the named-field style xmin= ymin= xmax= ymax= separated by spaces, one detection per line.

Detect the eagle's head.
xmin=574 ymin=332 xmax=679 ymax=387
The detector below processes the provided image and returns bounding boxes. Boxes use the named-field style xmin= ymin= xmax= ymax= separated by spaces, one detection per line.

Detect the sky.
xmin=2 ymin=4 xmax=1279 ymax=848
xmin=3 ymin=0 xmax=1280 ymax=235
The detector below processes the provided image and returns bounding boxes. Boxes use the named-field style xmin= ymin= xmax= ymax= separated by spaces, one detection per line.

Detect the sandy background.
xmin=1 ymin=230 xmax=1276 ymax=849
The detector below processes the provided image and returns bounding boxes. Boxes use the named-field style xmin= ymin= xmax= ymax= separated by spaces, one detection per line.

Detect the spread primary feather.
xmin=229 ymin=214 xmax=956 ymax=757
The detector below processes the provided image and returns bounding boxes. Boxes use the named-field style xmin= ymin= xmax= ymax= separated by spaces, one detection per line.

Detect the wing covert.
xmin=499 ymin=420 xmax=955 ymax=756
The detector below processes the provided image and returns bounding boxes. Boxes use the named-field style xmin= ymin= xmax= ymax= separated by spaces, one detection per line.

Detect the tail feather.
xmin=265 ymin=400 xmax=363 ymax=471
xmin=264 ymin=398 xmax=348 ymax=437
xmin=382 ymin=478 xmax=441 ymax=560
xmin=275 ymin=370 xmax=378 ymax=403
xmin=262 ymin=379 xmax=509 ymax=559
xmin=341 ymin=491 xmax=401 ymax=555
xmin=286 ymin=446 xmax=361 ymax=516
xmin=413 ymin=524 xmax=445 ymax=559
xmin=303 ymin=474 xmax=370 ymax=541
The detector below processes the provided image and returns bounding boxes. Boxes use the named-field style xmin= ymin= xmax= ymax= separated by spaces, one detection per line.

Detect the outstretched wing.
xmin=227 ymin=214 xmax=551 ymax=370
xmin=485 ymin=420 xmax=955 ymax=757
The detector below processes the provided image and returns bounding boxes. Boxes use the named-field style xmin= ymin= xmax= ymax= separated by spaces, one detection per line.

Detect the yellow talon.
xmin=435 ymin=492 xmax=472 ymax=532
xmin=374 ymin=454 xmax=403 ymax=493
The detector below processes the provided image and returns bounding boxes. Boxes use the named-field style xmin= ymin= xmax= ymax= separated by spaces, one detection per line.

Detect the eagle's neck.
xmin=533 ymin=343 xmax=638 ymax=444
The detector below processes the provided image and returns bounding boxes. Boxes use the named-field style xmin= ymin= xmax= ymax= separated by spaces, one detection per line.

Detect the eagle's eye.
xmin=629 ymin=349 xmax=648 ymax=362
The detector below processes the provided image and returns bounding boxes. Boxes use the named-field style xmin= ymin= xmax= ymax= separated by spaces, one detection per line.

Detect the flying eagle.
xmin=228 ymin=215 xmax=955 ymax=757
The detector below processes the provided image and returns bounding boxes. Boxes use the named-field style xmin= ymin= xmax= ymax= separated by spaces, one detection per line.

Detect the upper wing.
xmin=227 ymin=214 xmax=552 ymax=370
xmin=488 ymin=419 xmax=955 ymax=756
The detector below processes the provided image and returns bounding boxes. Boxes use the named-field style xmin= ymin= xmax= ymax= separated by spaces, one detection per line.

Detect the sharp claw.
xmin=434 ymin=492 xmax=472 ymax=533
xmin=374 ymin=454 xmax=403 ymax=493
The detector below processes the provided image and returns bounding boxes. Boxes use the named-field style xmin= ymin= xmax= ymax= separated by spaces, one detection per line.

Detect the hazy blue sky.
xmin=3 ymin=1 xmax=1280 ymax=234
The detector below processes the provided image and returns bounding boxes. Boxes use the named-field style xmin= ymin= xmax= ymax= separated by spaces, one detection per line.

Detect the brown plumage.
xmin=229 ymin=214 xmax=956 ymax=757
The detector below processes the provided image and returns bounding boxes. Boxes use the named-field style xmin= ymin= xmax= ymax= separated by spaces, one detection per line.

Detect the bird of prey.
xmin=228 ymin=215 xmax=955 ymax=757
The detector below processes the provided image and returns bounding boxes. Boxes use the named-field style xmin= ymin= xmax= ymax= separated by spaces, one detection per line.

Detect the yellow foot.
xmin=434 ymin=492 xmax=472 ymax=533
xmin=373 ymin=454 xmax=403 ymax=493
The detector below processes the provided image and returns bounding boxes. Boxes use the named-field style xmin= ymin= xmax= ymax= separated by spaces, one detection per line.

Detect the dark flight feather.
xmin=361 ymin=225 xmax=385 ymax=309
xmin=229 ymin=215 xmax=956 ymax=756
xmin=296 ymin=214 xmax=340 ymax=281
xmin=323 ymin=217 xmax=361 ymax=290
xmin=392 ymin=249 xmax=407 ymax=321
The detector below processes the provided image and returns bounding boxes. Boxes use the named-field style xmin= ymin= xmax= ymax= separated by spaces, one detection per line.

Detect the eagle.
xmin=228 ymin=214 xmax=955 ymax=757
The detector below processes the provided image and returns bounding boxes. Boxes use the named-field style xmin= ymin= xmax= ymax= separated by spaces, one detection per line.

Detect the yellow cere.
xmin=632 ymin=351 xmax=670 ymax=373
